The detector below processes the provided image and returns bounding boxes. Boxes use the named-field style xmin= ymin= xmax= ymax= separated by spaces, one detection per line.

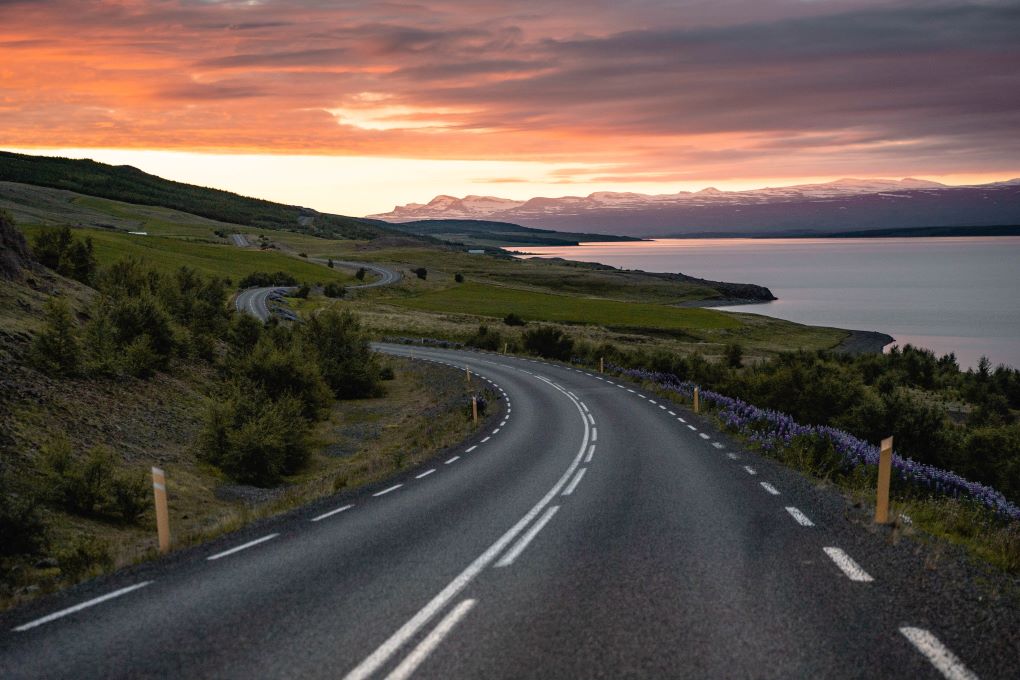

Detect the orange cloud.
xmin=0 ymin=1 xmax=1018 ymax=184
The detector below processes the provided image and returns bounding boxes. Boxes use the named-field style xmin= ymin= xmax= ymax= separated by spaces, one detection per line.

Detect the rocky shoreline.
xmin=833 ymin=329 xmax=896 ymax=355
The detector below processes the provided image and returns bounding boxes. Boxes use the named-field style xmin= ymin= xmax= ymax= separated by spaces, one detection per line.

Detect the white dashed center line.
xmin=899 ymin=627 xmax=978 ymax=680
xmin=207 ymin=533 xmax=279 ymax=561
xmin=465 ymin=445 xmax=477 ymax=453
xmin=415 ymin=470 xmax=435 ymax=479
xmin=445 ymin=456 xmax=460 ymax=465
xmin=373 ymin=484 xmax=403 ymax=497
xmin=823 ymin=547 xmax=874 ymax=582
xmin=312 ymin=504 xmax=354 ymax=522
xmin=785 ymin=506 xmax=815 ymax=526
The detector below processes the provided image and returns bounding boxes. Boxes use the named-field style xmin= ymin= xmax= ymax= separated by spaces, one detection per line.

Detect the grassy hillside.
xmin=18 ymin=225 xmax=356 ymax=284
xmin=0 ymin=151 xmax=387 ymax=239
xmin=392 ymin=281 xmax=740 ymax=331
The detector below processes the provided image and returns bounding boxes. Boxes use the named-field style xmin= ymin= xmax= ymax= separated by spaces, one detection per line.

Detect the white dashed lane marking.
xmin=760 ymin=482 xmax=780 ymax=495
xmin=785 ymin=506 xmax=815 ymax=527
xmin=823 ymin=547 xmax=874 ymax=582
xmin=373 ymin=484 xmax=403 ymax=497
xmin=312 ymin=504 xmax=354 ymax=522
xmin=899 ymin=627 xmax=978 ymax=680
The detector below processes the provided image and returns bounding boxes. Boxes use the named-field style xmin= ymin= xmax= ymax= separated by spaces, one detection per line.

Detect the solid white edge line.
xmin=373 ymin=484 xmax=403 ymax=497
xmin=343 ymin=368 xmax=591 ymax=680
xmin=591 ymin=427 xmax=598 ymax=441
xmin=495 ymin=505 xmax=561 ymax=567
xmin=899 ymin=627 xmax=979 ymax=680
xmin=760 ymin=482 xmax=780 ymax=495
xmin=785 ymin=506 xmax=815 ymax=527
xmin=384 ymin=599 xmax=478 ymax=680
xmin=823 ymin=547 xmax=874 ymax=582
xmin=416 ymin=469 xmax=436 ymax=479
xmin=311 ymin=504 xmax=354 ymax=522
xmin=13 ymin=581 xmax=153 ymax=632
xmin=207 ymin=533 xmax=280 ymax=561
xmin=562 ymin=468 xmax=587 ymax=496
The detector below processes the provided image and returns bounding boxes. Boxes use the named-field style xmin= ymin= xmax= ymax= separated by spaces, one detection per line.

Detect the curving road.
xmin=234 ymin=261 xmax=402 ymax=321
xmin=0 ymin=346 xmax=1016 ymax=679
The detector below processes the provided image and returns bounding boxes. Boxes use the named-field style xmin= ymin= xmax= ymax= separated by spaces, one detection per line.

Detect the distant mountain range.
xmin=369 ymin=178 xmax=1020 ymax=237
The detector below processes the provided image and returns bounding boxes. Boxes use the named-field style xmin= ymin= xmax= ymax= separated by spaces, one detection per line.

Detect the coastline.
xmin=833 ymin=329 xmax=895 ymax=355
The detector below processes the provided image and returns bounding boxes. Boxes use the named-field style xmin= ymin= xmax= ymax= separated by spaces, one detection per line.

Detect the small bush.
xmin=122 ymin=335 xmax=160 ymax=378
xmin=503 ymin=312 xmax=526 ymax=327
xmin=725 ymin=343 xmax=744 ymax=368
xmin=454 ymin=273 xmax=464 ymax=283
xmin=227 ymin=312 xmax=263 ymax=353
xmin=413 ymin=267 xmax=428 ymax=280
xmin=298 ymin=252 xmax=308 ymax=258
xmin=327 ymin=259 xmax=334 ymax=269
xmin=238 ymin=271 xmax=297 ymax=288
xmin=0 ymin=473 xmax=47 ymax=556
xmin=293 ymin=284 xmax=310 ymax=299
xmin=38 ymin=438 xmax=148 ymax=522
xmin=323 ymin=282 xmax=346 ymax=299
xmin=30 ymin=297 xmax=81 ymax=376
xmin=57 ymin=535 xmax=113 ymax=580
xmin=467 ymin=324 xmax=503 ymax=351
xmin=523 ymin=326 xmax=573 ymax=360
xmin=356 ymin=267 xmax=367 ymax=281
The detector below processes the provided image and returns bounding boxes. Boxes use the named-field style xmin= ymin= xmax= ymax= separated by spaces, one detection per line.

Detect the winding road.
xmin=0 ymin=345 xmax=1016 ymax=678
xmin=234 ymin=260 xmax=402 ymax=321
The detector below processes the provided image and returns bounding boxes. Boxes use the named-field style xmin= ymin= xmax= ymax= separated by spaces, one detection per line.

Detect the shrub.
xmin=200 ymin=395 xmax=311 ymax=485
xmin=38 ymin=438 xmax=148 ymax=522
xmin=523 ymin=326 xmax=574 ymax=360
xmin=31 ymin=226 xmax=98 ymax=285
xmin=0 ymin=472 xmax=47 ymax=556
xmin=725 ymin=343 xmax=744 ymax=368
xmin=122 ymin=335 xmax=161 ymax=378
xmin=227 ymin=312 xmax=263 ymax=353
xmin=327 ymin=259 xmax=334 ymax=269
xmin=293 ymin=284 xmax=310 ymax=299
xmin=466 ymin=324 xmax=502 ymax=351
xmin=234 ymin=338 xmax=332 ymax=419
xmin=57 ymin=535 xmax=113 ymax=580
xmin=503 ymin=312 xmax=526 ymax=327
xmin=454 ymin=273 xmax=464 ymax=283
xmin=356 ymin=267 xmax=367 ymax=281
xmin=299 ymin=307 xmax=382 ymax=399
xmin=238 ymin=271 xmax=297 ymax=288
xmin=323 ymin=282 xmax=346 ymax=299
xmin=30 ymin=297 xmax=81 ymax=376
xmin=298 ymin=252 xmax=308 ymax=258
xmin=413 ymin=267 xmax=427 ymax=280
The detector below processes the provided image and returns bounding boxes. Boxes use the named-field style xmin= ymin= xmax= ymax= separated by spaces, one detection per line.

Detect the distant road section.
xmin=229 ymin=233 xmax=250 ymax=247
xmin=233 ymin=260 xmax=401 ymax=321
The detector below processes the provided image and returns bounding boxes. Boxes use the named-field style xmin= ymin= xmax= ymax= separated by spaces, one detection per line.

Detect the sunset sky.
xmin=2 ymin=0 xmax=1018 ymax=215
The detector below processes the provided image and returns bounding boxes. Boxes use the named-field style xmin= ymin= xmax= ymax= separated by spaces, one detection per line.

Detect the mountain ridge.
xmin=369 ymin=177 xmax=1020 ymax=237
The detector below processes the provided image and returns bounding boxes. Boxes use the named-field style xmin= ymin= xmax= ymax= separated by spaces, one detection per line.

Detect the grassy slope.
xmin=18 ymin=225 xmax=355 ymax=283
xmin=391 ymin=281 xmax=740 ymax=331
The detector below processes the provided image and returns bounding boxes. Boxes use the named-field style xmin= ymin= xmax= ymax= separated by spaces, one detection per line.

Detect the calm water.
xmin=521 ymin=237 xmax=1020 ymax=369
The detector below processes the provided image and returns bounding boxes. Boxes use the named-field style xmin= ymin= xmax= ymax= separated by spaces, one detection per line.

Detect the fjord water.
xmin=521 ymin=237 xmax=1020 ymax=370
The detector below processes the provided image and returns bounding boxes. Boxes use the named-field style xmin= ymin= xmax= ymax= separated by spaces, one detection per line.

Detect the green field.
xmin=390 ymin=281 xmax=741 ymax=331
xmin=18 ymin=225 xmax=355 ymax=284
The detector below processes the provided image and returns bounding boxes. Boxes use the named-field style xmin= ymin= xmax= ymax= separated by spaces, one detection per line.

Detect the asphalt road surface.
xmin=233 ymin=261 xmax=401 ymax=321
xmin=1 ymin=346 xmax=1016 ymax=679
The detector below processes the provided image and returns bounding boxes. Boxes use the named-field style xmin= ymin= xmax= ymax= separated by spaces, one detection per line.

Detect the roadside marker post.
xmin=472 ymin=396 xmax=478 ymax=424
xmin=151 ymin=467 xmax=171 ymax=553
xmin=599 ymin=357 xmax=604 ymax=373
xmin=466 ymin=366 xmax=471 ymax=383
xmin=503 ymin=342 xmax=508 ymax=355
xmin=693 ymin=387 xmax=700 ymax=414
xmin=875 ymin=436 xmax=893 ymax=524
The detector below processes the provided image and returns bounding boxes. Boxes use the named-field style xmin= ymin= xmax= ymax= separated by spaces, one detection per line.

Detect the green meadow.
xmin=389 ymin=281 xmax=741 ymax=331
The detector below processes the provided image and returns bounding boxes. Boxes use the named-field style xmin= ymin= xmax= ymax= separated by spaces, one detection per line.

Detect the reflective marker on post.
xmin=875 ymin=436 xmax=893 ymax=524
xmin=151 ymin=467 xmax=171 ymax=553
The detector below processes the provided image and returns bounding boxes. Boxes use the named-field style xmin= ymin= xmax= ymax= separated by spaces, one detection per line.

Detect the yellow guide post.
xmin=875 ymin=436 xmax=894 ymax=524
xmin=151 ymin=467 xmax=171 ymax=553
xmin=693 ymin=386 xmax=700 ymax=413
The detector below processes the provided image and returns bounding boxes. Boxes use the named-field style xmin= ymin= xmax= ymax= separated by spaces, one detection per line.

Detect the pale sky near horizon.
xmin=2 ymin=1 xmax=1018 ymax=215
